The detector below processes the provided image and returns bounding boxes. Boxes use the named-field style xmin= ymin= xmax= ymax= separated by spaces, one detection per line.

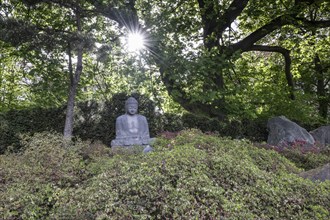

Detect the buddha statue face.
xmin=127 ymin=103 xmax=138 ymax=115
xmin=125 ymin=97 xmax=139 ymax=115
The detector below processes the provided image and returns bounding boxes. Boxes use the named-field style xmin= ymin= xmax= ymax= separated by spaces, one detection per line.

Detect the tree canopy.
xmin=136 ymin=0 xmax=330 ymax=121
xmin=1 ymin=0 xmax=330 ymax=135
xmin=0 ymin=0 xmax=161 ymax=137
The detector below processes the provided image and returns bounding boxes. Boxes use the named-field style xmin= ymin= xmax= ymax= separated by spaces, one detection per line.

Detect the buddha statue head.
xmin=125 ymin=97 xmax=138 ymax=115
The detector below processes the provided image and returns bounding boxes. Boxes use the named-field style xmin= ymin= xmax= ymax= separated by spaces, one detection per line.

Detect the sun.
xmin=126 ymin=31 xmax=146 ymax=52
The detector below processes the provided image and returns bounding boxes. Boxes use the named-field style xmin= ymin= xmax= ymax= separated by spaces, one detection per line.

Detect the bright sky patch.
xmin=127 ymin=31 xmax=146 ymax=52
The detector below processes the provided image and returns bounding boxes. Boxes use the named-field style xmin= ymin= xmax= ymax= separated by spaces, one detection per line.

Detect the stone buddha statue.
xmin=111 ymin=97 xmax=153 ymax=148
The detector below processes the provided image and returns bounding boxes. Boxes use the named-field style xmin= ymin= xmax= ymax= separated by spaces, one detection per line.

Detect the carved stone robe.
xmin=111 ymin=114 xmax=151 ymax=147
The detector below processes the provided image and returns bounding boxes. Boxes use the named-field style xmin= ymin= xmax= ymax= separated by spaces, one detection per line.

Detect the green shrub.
xmin=48 ymin=130 xmax=329 ymax=219
xmin=2 ymin=130 xmax=328 ymax=219
xmin=280 ymin=148 xmax=330 ymax=170
xmin=0 ymin=107 xmax=65 ymax=153
xmin=256 ymin=142 xmax=330 ymax=170
xmin=0 ymin=132 xmax=94 ymax=219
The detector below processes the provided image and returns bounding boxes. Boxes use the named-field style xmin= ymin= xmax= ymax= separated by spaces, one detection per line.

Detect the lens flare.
xmin=127 ymin=31 xmax=145 ymax=52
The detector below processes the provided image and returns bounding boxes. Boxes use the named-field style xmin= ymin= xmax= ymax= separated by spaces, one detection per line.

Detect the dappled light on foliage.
xmin=0 ymin=0 xmax=330 ymax=128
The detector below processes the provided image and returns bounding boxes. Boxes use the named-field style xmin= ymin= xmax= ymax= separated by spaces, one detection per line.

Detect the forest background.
xmin=0 ymin=0 xmax=330 ymax=151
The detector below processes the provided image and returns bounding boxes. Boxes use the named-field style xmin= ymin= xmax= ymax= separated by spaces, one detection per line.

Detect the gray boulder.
xmin=267 ymin=116 xmax=315 ymax=147
xmin=299 ymin=163 xmax=330 ymax=182
xmin=310 ymin=126 xmax=330 ymax=146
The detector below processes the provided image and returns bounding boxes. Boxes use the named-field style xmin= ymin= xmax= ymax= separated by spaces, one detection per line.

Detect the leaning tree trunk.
xmin=312 ymin=25 xmax=327 ymax=119
xmin=63 ymin=10 xmax=83 ymax=139
xmin=314 ymin=54 xmax=328 ymax=119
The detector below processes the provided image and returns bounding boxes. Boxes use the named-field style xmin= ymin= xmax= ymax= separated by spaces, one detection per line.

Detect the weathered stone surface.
xmin=299 ymin=163 xmax=330 ymax=182
xmin=310 ymin=125 xmax=330 ymax=146
xmin=111 ymin=97 xmax=154 ymax=152
xmin=267 ymin=116 xmax=315 ymax=147
xmin=143 ymin=145 xmax=153 ymax=153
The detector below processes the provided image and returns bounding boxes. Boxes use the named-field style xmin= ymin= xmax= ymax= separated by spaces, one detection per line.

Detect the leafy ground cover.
xmin=0 ymin=130 xmax=329 ymax=219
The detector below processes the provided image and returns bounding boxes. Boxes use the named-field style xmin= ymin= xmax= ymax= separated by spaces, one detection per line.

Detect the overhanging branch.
xmin=295 ymin=18 xmax=330 ymax=28
xmin=218 ymin=0 xmax=250 ymax=34
xmin=229 ymin=0 xmax=327 ymax=52
xmin=198 ymin=0 xmax=250 ymax=49
xmin=246 ymin=45 xmax=295 ymax=100
xmin=230 ymin=15 xmax=292 ymax=51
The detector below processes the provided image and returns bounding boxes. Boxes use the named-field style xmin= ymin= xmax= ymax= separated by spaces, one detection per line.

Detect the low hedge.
xmin=1 ymin=130 xmax=329 ymax=219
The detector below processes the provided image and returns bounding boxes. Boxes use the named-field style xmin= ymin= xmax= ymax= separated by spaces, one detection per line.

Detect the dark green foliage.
xmin=1 ymin=93 xmax=270 ymax=153
xmin=1 ymin=130 xmax=329 ymax=219
xmin=180 ymin=113 xmax=268 ymax=141
xmin=0 ymin=132 xmax=92 ymax=219
xmin=159 ymin=113 xmax=184 ymax=132
xmin=0 ymin=107 xmax=66 ymax=153
xmin=278 ymin=148 xmax=330 ymax=171
xmin=0 ymin=93 xmax=158 ymax=152
xmin=182 ymin=113 xmax=222 ymax=132
xmin=73 ymin=93 xmax=160 ymax=146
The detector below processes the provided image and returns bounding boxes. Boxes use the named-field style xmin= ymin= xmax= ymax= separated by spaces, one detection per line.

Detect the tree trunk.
xmin=63 ymin=43 xmax=83 ymax=138
xmin=314 ymin=54 xmax=327 ymax=119
xmin=63 ymin=10 xmax=83 ymax=139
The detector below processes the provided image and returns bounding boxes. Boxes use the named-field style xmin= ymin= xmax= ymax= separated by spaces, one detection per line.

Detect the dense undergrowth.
xmin=0 ymin=130 xmax=329 ymax=219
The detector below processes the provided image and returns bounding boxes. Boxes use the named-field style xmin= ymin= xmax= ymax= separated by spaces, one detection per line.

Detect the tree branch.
xmin=197 ymin=0 xmax=220 ymax=48
xmin=246 ymin=45 xmax=295 ymax=100
xmin=230 ymin=15 xmax=293 ymax=51
xmin=229 ymin=0 xmax=326 ymax=52
xmin=90 ymin=0 xmax=139 ymax=29
xmin=218 ymin=0 xmax=250 ymax=34
xmin=198 ymin=0 xmax=250 ymax=49
xmin=295 ymin=18 xmax=330 ymax=28
xmin=160 ymin=68 xmax=226 ymax=119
